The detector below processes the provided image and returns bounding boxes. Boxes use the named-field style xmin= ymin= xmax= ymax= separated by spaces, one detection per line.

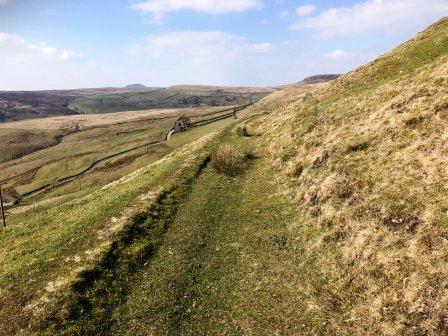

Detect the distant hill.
xmin=277 ymin=74 xmax=341 ymax=89
xmin=0 ymin=85 xmax=273 ymax=122
xmin=125 ymin=84 xmax=148 ymax=90
xmin=0 ymin=87 xmax=161 ymax=122
xmin=68 ymin=86 xmax=274 ymax=115
xmin=297 ymin=74 xmax=341 ymax=85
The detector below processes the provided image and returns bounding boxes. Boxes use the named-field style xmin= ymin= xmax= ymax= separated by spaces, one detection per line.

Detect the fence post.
xmin=0 ymin=187 xmax=6 ymax=228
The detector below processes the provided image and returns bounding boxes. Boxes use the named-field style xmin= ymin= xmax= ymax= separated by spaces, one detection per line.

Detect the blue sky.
xmin=0 ymin=0 xmax=447 ymax=90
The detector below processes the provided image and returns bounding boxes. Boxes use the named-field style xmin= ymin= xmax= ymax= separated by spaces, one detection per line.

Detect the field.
xmin=0 ymin=106 xmax=237 ymax=204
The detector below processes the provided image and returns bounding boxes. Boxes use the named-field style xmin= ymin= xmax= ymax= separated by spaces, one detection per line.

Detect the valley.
xmin=0 ymin=85 xmax=273 ymax=122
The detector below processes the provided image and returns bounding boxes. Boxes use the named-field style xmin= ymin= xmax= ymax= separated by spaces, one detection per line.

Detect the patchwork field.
xmin=0 ymin=106 xmax=237 ymax=204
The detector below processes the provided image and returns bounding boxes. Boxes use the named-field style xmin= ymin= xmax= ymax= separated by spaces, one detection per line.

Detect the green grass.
xmin=0 ymin=106 xmax=245 ymax=335
xmin=26 ymin=123 xmax=304 ymax=335
xmin=0 ymin=133 xmax=211 ymax=335
xmin=108 ymin=128 xmax=345 ymax=335
xmin=0 ymin=128 xmax=62 ymax=163
xmin=23 ymin=121 xmax=353 ymax=335
xmin=70 ymin=87 xmax=269 ymax=114
xmin=0 ymin=107 xmax=235 ymax=203
xmin=34 ymin=154 xmax=212 ymax=336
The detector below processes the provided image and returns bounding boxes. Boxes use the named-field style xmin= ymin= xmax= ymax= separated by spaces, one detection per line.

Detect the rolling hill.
xmin=1 ymin=18 xmax=447 ymax=336
xmin=0 ymin=86 xmax=272 ymax=122
xmin=0 ymin=77 xmax=340 ymax=123
xmin=68 ymin=85 xmax=274 ymax=115
xmin=278 ymin=74 xmax=341 ymax=88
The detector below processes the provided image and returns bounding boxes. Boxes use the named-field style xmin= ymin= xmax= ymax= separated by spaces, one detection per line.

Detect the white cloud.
xmin=127 ymin=31 xmax=277 ymax=86
xmin=0 ymin=0 xmax=10 ymax=5
xmin=324 ymin=50 xmax=353 ymax=59
xmin=132 ymin=0 xmax=263 ymax=22
xmin=0 ymin=33 xmax=116 ymax=90
xmin=296 ymin=5 xmax=315 ymax=17
xmin=251 ymin=42 xmax=274 ymax=53
xmin=128 ymin=31 xmax=273 ymax=59
xmin=291 ymin=0 xmax=448 ymax=36
xmin=0 ymin=33 xmax=82 ymax=60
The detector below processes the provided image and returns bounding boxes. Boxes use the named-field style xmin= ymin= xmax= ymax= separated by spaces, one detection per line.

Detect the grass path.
xmin=8 ymin=115 xmax=350 ymax=335
xmin=108 ymin=134 xmax=321 ymax=335
xmin=28 ymin=125 xmax=322 ymax=335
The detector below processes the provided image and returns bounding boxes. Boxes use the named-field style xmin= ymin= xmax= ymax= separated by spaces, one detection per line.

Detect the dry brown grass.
xmin=234 ymin=124 xmax=251 ymax=137
xmin=250 ymin=18 xmax=448 ymax=335
xmin=211 ymin=144 xmax=244 ymax=176
xmin=0 ymin=106 xmax=225 ymax=131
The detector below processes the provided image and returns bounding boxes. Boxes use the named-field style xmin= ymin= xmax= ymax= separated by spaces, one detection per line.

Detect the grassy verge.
xmin=33 ymin=154 xmax=211 ymax=335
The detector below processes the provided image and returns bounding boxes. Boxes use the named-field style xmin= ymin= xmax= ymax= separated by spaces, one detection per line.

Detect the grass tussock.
xmin=234 ymin=124 xmax=251 ymax=137
xmin=289 ymin=161 xmax=304 ymax=178
xmin=211 ymin=144 xmax=244 ymax=176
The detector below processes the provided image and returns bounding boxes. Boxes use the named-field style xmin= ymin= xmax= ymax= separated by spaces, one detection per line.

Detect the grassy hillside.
xmin=0 ymin=87 xmax=159 ymax=122
xmin=253 ymin=17 xmax=448 ymax=335
xmin=0 ymin=86 xmax=271 ymax=122
xmin=69 ymin=86 xmax=272 ymax=114
xmin=0 ymin=105 xmax=241 ymax=335
xmin=1 ymin=18 xmax=447 ymax=336
xmin=0 ymin=106 xmax=234 ymax=203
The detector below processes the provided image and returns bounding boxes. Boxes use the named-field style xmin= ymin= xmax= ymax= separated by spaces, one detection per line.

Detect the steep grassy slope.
xmin=252 ymin=17 xmax=448 ymax=335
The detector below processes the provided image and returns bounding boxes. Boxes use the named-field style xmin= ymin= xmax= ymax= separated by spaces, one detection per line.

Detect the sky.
xmin=0 ymin=0 xmax=447 ymax=90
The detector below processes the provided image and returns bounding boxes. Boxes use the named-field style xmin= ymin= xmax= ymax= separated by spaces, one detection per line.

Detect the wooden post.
xmin=0 ymin=187 xmax=6 ymax=228
xmin=99 ymin=97 xmax=103 ymax=114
